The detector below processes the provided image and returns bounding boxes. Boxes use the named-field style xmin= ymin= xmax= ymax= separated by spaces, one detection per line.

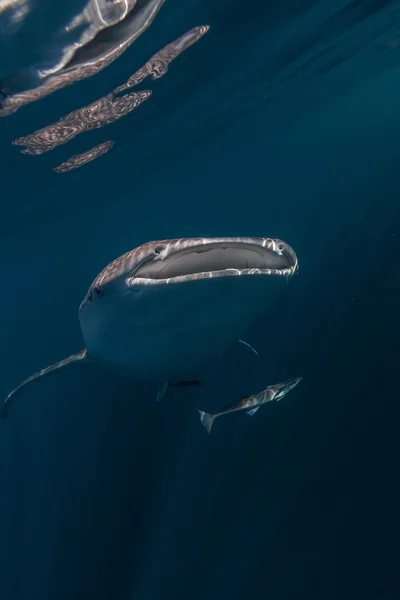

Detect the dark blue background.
xmin=0 ymin=1 xmax=399 ymax=599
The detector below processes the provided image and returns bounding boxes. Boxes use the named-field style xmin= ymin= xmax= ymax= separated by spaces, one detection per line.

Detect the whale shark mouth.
xmin=130 ymin=238 xmax=298 ymax=284
xmin=79 ymin=237 xmax=299 ymax=310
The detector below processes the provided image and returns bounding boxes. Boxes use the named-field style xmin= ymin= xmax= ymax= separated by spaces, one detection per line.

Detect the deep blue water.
xmin=0 ymin=1 xmax=399 ymax=599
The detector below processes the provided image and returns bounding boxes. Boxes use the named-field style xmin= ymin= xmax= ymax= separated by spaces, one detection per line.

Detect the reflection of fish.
xmin=1 ymin=237 xmax=298 ymax=418
xmin=198 ymin=378 xmax=303 ymax=434
xmin=12 ymin=23 xmax=210 ymax=156
xmin=10 ymin=21 xmax=210 ymax=172
xmin=0 ymin=0 xmax=166 ymax=116
xmin=39 ymin=0 xmax=140 ymax=78
xmin=13 ymin=90 xmax=150 ymax=155
xmin=53 ymin=140 xmax=115 ymax=173
xmin=114 ymin=25 xmax=210 ymax=94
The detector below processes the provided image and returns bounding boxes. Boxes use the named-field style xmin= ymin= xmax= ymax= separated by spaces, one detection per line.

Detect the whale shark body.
xmin=1 ymin=236 xmax=298 ymax=418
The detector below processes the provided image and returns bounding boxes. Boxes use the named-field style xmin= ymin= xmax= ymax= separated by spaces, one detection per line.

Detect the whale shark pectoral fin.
xmin=247 ymin=407 xmax=260 ymax=416
xmin=0 ymin=349 xmax=90 ymax=419
xmin=156 ymin=379 xmax=202 ymax=401
xmin=156 ymin=380 xmax=168 ymax=402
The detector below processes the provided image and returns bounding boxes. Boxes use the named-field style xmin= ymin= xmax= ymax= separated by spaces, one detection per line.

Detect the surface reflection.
xmin=0 ymin=0 xmax=166 ymax=116
xmin=11 ymin=24 xmax=209 ymax=170
xmin=13 ymin=90 xmax=151 ymax=154
xmin=53 ymin=140 xmax=115 ymax=173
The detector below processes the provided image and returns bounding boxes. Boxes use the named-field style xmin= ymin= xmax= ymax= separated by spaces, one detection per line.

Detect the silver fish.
xmin=198 ymin=377 xmax=302 ymax=433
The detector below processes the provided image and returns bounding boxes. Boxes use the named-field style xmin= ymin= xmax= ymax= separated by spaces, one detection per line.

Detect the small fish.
xmin=198 ymin=377 xmax=302 ymax=434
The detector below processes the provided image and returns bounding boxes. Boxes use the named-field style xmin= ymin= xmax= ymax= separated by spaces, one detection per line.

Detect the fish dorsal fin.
xmin=1 ymin=349 xmax=90 ymax=418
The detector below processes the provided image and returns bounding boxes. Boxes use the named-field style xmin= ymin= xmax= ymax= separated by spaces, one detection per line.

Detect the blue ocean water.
xmin=0 ymin=1 xmax=399 ymax=599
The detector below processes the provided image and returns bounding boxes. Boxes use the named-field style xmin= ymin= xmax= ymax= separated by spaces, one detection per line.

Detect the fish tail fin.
xmin=1 ymin=349 xmax=89 ymax=419
xmin=198 ymin=410 xmax=216 ymax=434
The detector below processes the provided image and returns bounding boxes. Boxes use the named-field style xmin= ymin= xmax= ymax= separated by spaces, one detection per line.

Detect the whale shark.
xmin=1 ymin=236 xmax=298 ymax=418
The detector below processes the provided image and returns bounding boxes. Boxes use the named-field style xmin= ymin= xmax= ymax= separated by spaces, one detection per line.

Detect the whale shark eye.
xmin=154 ymin=246 xmax=164 ymax=256
xmin=93 ymin=285 xmax=104 ymax=297
xmin=278 ymin=243 xmax=284 ymax=251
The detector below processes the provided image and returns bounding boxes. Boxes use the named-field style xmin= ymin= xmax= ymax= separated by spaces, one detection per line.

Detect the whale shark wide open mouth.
xmin=79 ymin=237 xmax=299 ymax=309
xmin=131 ymin=238 xmax=298 ymax=283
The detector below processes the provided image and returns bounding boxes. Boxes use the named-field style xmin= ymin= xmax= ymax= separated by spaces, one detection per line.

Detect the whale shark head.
xmin=79 ymin=237 xmax=298 ymax=381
